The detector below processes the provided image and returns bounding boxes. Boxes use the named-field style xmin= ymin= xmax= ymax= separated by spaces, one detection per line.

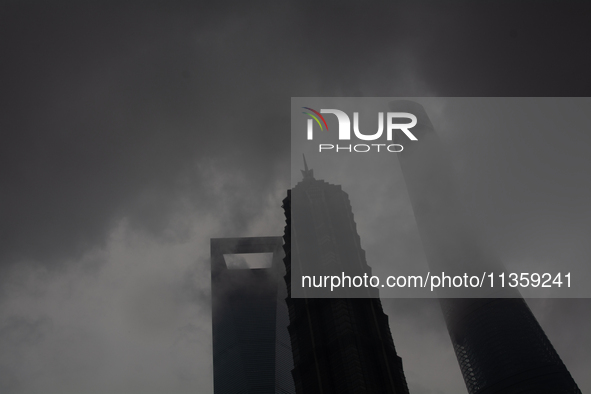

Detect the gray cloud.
xmin=1 ymin=1 xmax=590 ymax=393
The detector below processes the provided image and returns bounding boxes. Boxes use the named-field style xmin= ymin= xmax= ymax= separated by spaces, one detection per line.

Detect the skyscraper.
xmin=391 ymin=99 xmax=581 ymax=394
xmin=442 ymin=297 xmax=581 ymax=394
xmin=282 ymin=160 xmax=410 ymax=394
xmin=210 ymin=236 xmax=295 ymax=394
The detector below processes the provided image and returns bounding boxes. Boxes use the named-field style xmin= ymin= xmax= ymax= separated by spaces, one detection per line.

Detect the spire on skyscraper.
xmin=300 ymin=154 xmax=314 ymax=181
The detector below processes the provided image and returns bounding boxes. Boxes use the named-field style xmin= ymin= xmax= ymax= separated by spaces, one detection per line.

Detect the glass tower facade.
xmin=210 ymin=237 xmax=295 ymax=394
xmin=391 ymin=99 xmax=581 ymax=394
xmin=442 ymin=297 xmax=581 ymax=394
xmin=283 ymin=167 xmax=410 ymax=394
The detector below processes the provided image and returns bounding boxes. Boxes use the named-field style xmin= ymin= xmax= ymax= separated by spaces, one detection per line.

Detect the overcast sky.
xmin=1 ymin=2 xmax=590 ymax=393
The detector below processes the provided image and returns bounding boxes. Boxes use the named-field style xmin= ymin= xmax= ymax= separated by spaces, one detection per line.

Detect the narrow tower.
xmin=391 ymin=99 xmax=580 ymax=394
xmin=282 ymin=158 xmax=410 ymax=394
xmin=211 ymin=237 xmax=295 ymax=394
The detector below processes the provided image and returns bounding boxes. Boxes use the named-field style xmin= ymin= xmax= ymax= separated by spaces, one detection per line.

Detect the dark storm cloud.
xmin=3 ymin=1 xmax=590 ymax=269
xmin=527 ymin=298 xmax=591 ymax=382
xmin=395 ymin=1 xmax=591 ymax=96
xmin=1 ymin=1 xmax=590 ymax=393
xmin=0 ymin=2 xmax=296 ymax=268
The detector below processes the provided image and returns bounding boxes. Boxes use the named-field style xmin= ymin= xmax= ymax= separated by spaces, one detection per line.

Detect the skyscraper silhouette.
xmin=282 ymin=160 xmax=410 ymax=394
xmin=210 ymin=237 xmax=295 ymax=394
xmin=442 ymin=297 xmax=581 ymax=394
xmin=391 ymin=99 xmax=581 ymax=394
